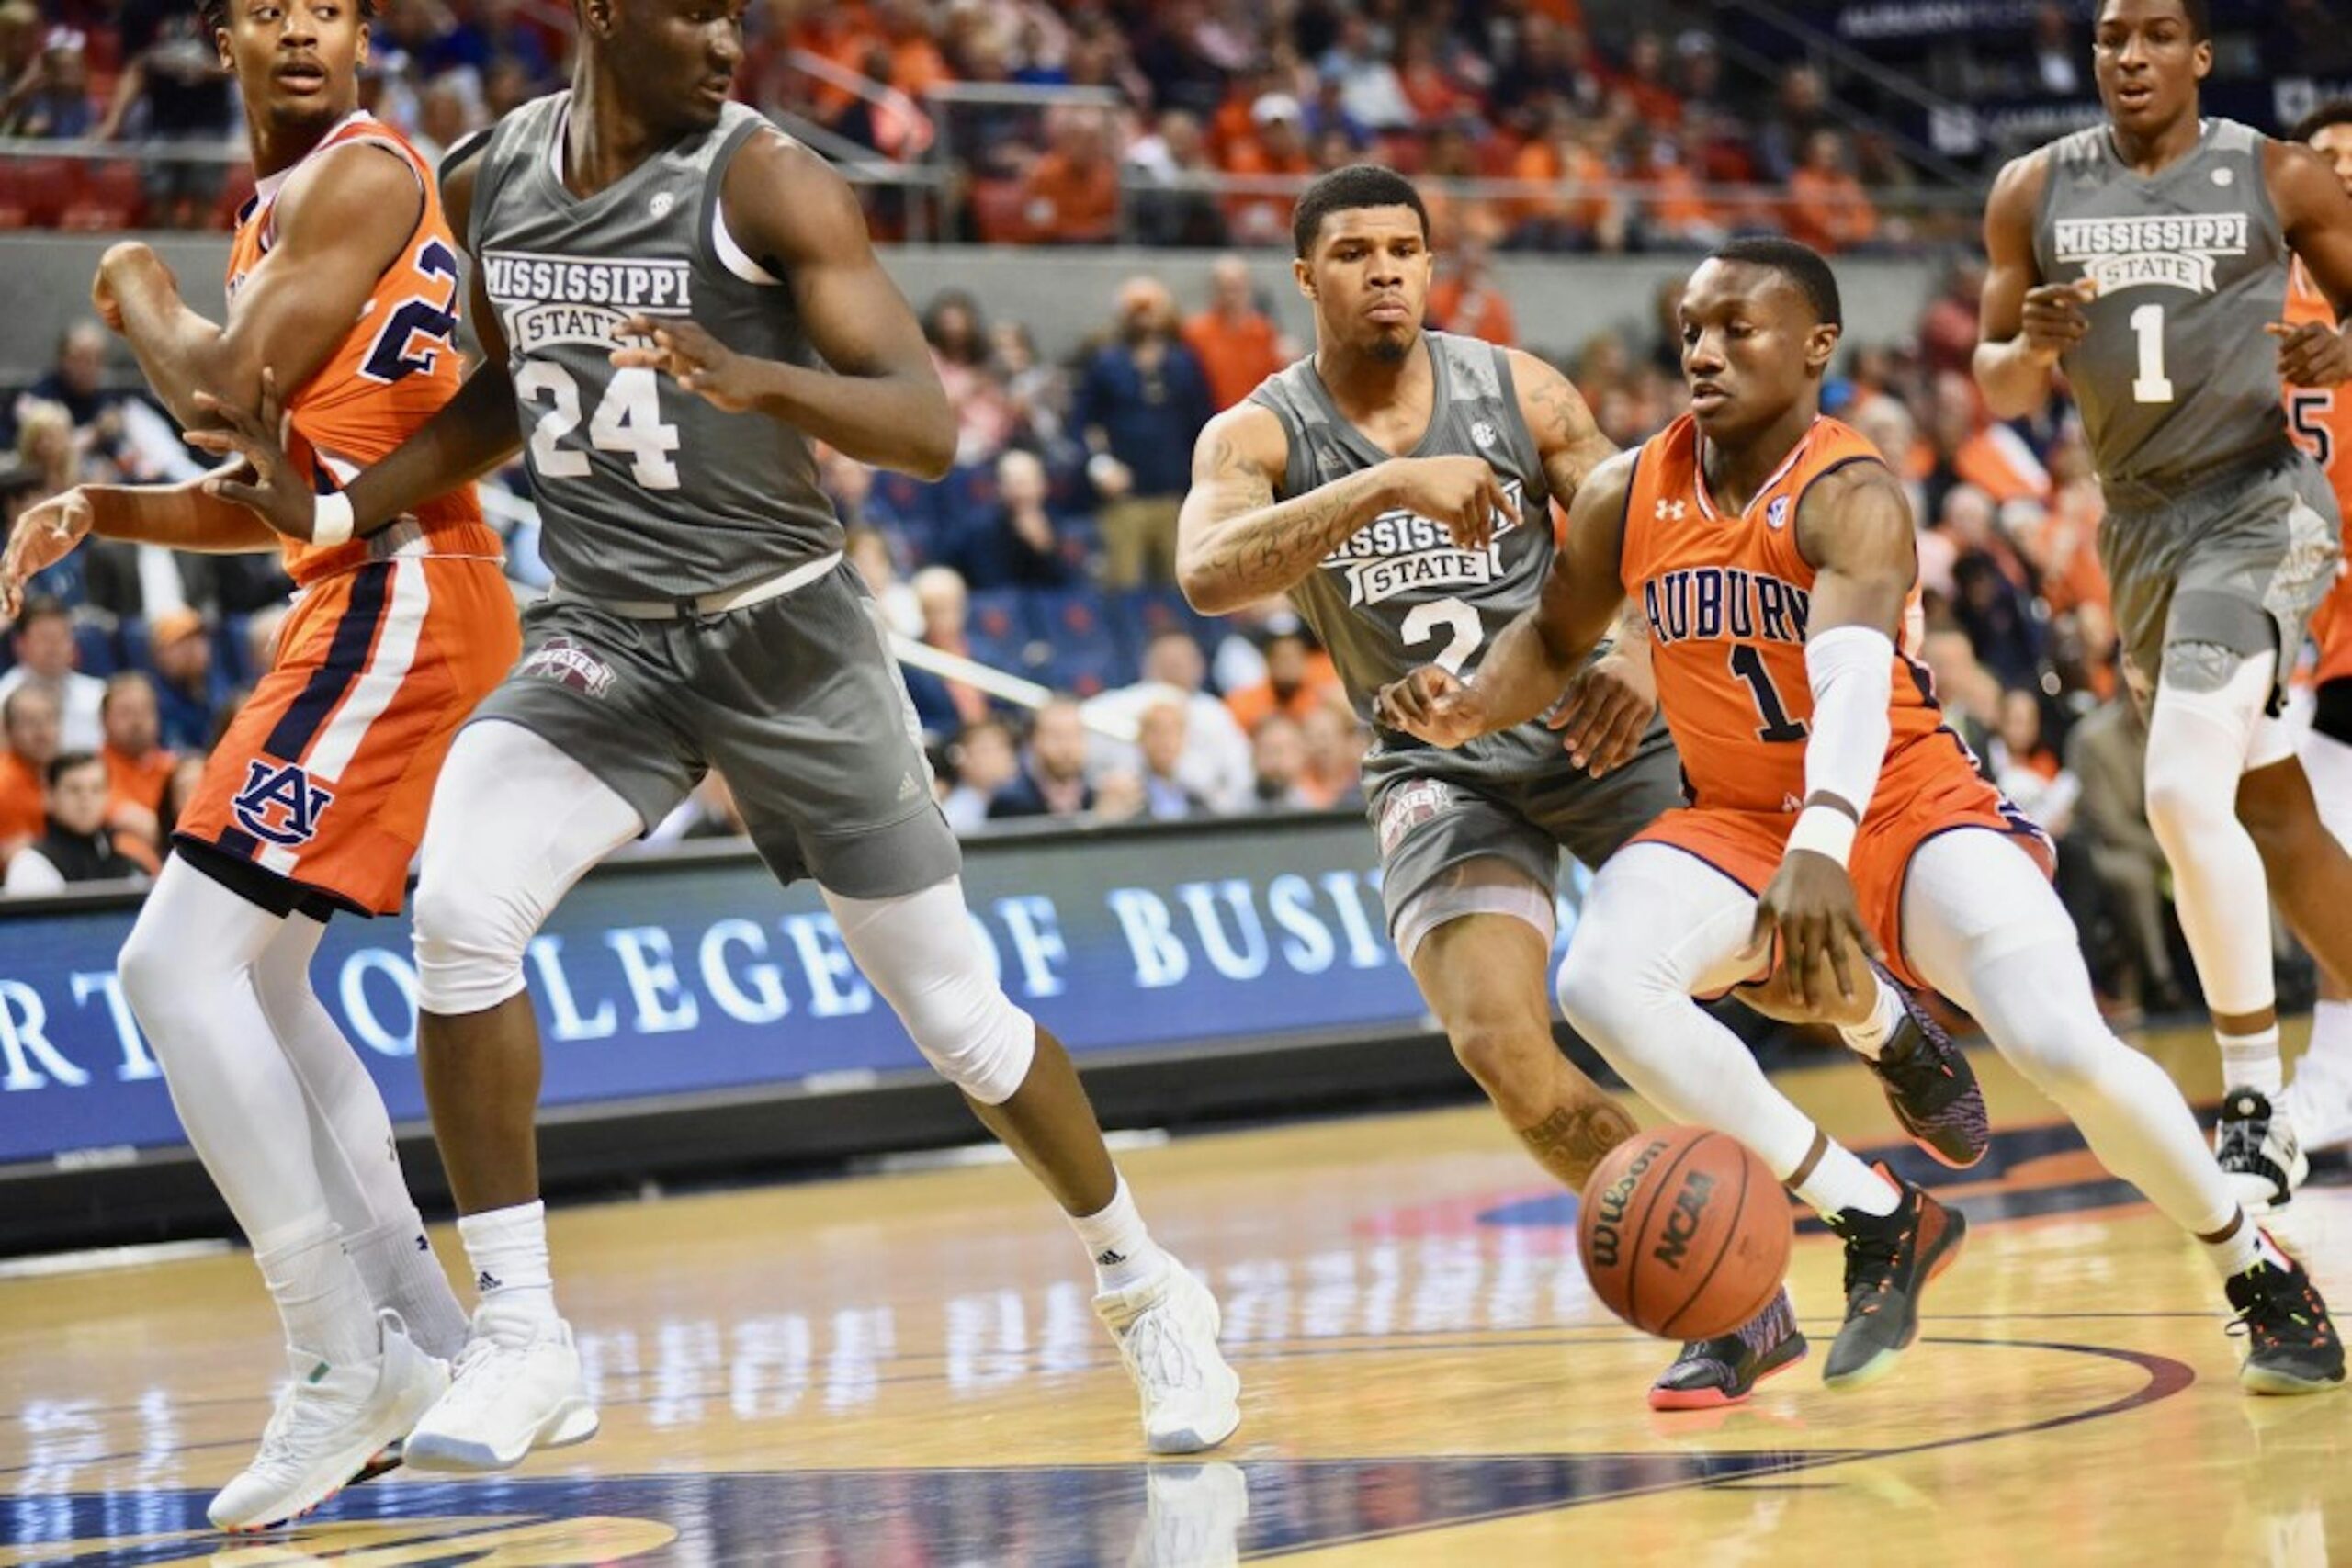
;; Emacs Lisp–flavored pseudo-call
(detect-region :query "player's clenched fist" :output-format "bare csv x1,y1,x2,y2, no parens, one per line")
612,315,764,412
2268,319,2352,388
1375,664,1491,748
1382,454,1521,551
1,488,93,620
2018,278,2098,361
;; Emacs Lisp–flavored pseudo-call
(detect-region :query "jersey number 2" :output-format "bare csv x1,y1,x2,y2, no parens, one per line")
1402,597,1483,673
1730,645,1808,742
517,361,683,490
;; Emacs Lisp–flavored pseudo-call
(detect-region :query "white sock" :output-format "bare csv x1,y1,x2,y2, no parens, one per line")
1838,978,1905,1060
254,1216,379,1367
2220,1024,2284,1100
457,1201,559,1327
2201,1215,2289,1280
1070,1176,1170,1292
345,1213,469,1359
1793,1143,1903,1219
2306,999,2352,1077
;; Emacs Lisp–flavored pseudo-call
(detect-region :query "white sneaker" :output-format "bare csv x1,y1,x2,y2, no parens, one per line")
1126,1461,1250,1568
1095,1261,1241,1455
2215,1088,2310,1214
208,1314,448,1532
402,1303,598,1472
2279,1055,2352,1154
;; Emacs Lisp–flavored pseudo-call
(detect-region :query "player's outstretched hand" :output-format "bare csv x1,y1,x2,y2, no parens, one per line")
613,315,763,412
187,368,319,542
1743,849,1883,1013
1385,455,1520,551
2018,278,2097,361
1374,664,1488,748
2,488,94,621
1547,641,1655,777
2268,320,2352,388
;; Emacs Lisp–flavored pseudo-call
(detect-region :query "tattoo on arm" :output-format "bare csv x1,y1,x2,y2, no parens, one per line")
1188,427,1380,602
1528,367,1615,503
1517,1096,1638,1190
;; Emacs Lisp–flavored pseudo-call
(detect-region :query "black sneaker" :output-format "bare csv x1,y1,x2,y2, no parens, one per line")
1649,1286,1808,1410
1823,1168,1966,1390
2227,1245,2346,1396
2214,1089,2309,1215
1864,972,1989,1170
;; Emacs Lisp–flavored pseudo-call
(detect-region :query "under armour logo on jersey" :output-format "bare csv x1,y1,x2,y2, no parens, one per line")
230,760,334,847
1655,499,1688,521
1766,496,1791,531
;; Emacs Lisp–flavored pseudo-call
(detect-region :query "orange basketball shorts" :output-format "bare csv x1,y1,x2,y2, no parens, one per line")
175,555,520,915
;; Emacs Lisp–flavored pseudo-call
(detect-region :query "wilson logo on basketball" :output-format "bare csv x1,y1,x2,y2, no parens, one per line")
1650,1169,1717,1271
1583,1136,1668,1271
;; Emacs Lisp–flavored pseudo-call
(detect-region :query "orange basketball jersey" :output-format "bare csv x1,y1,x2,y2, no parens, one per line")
226,112,501,587
1621,413,1950,814
2286,258,2352,686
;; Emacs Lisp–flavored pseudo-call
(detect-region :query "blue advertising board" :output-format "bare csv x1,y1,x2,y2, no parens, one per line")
0,817,1589,1169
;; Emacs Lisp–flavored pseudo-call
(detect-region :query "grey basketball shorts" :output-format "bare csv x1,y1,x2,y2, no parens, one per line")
1365,719,1686,956
2098,445,2343,714
467,561,962,898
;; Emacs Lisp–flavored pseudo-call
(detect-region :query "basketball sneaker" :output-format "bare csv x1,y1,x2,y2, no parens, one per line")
1862,973,1990,1169
2215,1089,2308,1214
1822,1168,1967,1390
401,1303,598,1472
1094,1259,1242,1454
2278,1055,2352,1156
208,1313,447,1532
1648,1286,1808,1411
2227,1247,2346,1396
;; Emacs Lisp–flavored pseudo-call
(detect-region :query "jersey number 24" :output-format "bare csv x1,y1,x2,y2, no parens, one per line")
517,360,683,490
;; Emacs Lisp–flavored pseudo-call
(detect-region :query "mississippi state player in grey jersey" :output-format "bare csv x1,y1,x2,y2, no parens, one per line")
1182,166,1990,1411
195,0,1237,1469
1976,0,2352,1213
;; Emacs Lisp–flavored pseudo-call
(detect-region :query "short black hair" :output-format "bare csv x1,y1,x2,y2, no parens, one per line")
199,0,378,35
2291,99,2352,145
1292,164,1429,258
45,750,101,790
10,595,69,637
2096,0,2209,40
1707,237,1843,329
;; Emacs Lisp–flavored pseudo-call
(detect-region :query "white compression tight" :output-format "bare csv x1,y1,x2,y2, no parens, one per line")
2143,650,2279,1021
413,720,1037,1105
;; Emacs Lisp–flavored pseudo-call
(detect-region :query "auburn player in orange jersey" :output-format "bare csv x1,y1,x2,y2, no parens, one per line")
1381,239,2344,1398
2283,99,2352,1156
0,0,517,1533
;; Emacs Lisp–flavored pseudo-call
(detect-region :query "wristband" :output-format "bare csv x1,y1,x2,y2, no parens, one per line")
311,491,355,547
1784,804,1857,868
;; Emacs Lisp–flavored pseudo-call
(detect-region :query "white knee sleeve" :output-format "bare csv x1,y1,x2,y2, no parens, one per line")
827,879,1036,1106
412,722,642,1016
2143,654,2278,1017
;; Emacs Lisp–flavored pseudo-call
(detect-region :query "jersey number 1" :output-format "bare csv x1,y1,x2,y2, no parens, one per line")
2129,303,2174,405
1730,645,1808,742
517,361,683,490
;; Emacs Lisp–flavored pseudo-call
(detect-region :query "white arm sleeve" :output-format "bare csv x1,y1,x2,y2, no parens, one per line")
1803,625,1895,821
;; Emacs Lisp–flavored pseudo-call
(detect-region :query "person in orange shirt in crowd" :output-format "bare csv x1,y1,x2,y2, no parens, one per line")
1623,126,1724,251
1226,626,1342,735
876,0,949,99
1785,128,1878,254
1612,31,1682,130
786,2,880,130
1427,234,1519,346
1021,108,1121,243
1296,697,1365,809
1924,370,2051,506
1396,28,1476,123
99,670,173,870
1183,254,1286,412
0,682,59,858
1221,93,1317,245
1509,97,1614,250
1418,120,1504,251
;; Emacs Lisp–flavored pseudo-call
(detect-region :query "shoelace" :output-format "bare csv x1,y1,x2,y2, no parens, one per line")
2214,1114,2267,1171
1840,1215,1912,1308
250,1381,355,1467
1123,1299,1205,1395
441,1328,532,1411
2228,1267,2325,1352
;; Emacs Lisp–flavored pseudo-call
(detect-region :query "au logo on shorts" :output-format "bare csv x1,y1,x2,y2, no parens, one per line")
232,760,335,847
521,637,616,698
1378,778,1453,857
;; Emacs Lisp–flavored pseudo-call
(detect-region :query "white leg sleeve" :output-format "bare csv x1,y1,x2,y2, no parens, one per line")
1553,844,1826,1183
412,721,643,1017
825,877,1037,1106
253,914,413,1232
1902,829,2238,1237
2143,649,2278,1019
118,857,328,1250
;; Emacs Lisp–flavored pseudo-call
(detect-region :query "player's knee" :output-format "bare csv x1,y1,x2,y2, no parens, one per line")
1446,1008,1553,1102
1554,934,1652,1050
898,970,1035,1106
411,873,531,1016
117,911,189,1021
2142,738,2233,847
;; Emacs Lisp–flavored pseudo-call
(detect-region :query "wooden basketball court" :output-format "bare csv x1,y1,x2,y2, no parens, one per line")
4,1024,2346,1566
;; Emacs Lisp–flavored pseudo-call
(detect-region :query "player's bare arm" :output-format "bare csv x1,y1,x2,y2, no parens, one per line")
1746,462,1914,1008
191,145,526,543
1973,151,2095,419
0,468,279,619
2266,137,2352,386
1176,401,1521,615
1374,448,1634,746
100,141,423,430
609,130,954,479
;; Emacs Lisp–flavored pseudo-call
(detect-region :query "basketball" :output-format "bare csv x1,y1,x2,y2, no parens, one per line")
1578,1126,1792,1341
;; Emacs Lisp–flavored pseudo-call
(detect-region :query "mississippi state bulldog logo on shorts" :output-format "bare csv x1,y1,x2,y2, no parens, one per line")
1378,778,1453,857
520,637,616,698
231,759,335,847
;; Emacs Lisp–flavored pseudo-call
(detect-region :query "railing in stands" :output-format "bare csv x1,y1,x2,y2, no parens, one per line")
1709,0,1985,181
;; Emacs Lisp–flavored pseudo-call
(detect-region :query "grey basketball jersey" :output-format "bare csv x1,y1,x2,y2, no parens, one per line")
469,94,841,600
1248,332,1564,784
2032,118,2293,495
